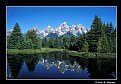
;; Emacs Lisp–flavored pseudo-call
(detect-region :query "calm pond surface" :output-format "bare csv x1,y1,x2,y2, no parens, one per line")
7,51,116,79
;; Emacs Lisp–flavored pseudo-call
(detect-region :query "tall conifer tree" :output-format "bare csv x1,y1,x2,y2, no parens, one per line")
7,22,24,49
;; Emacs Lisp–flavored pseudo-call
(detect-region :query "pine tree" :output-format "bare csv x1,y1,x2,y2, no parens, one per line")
97,38,102,53
24,38,32,49
101,24,109,53
42,37,48,48
101,33,109,53
111,28,116,53
25,29,37,43
82,40,89,52
7,22,24,49
87,15,102,52
25,29,41,49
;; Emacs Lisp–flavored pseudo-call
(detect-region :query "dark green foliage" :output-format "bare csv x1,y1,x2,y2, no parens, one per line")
25,29,42,49
99,23,109,53
87,15,103,52
97,38,102,53
7,23,42,49
86,16,116,53
108,22,116,53
111,29,116,53
104,22,116,53
7,23,24,49
25,29,36,41
42,37,48,48
82,40,89,52
24,38,33,49
101,32,109,53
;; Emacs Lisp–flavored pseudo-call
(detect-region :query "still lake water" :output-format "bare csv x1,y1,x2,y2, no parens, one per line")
7,51,116,79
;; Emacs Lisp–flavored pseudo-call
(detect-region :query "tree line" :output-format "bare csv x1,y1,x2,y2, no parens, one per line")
7,15,116,53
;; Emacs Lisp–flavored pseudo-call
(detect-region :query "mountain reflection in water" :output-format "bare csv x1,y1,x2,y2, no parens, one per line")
7,51,116,79
38,59,82,74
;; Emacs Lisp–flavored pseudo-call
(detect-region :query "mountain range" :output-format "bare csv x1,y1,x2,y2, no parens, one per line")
7,22,90,38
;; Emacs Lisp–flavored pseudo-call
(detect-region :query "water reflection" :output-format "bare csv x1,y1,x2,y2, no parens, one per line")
87,58,116,79
7,54,24,78
25,54,39,72
7,51,116,79
39,59,82,74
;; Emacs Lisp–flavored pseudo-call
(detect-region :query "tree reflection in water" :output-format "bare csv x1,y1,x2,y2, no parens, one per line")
87,58,116,79
7,51,116,79
7,54,24,79
25,54,39,73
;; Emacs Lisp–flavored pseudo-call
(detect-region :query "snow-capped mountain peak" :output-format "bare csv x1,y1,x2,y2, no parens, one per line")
38,25,55,38
60,21,69,28
45,25,54,32
45,25,51,30
77,24,82,28
55,21,70,36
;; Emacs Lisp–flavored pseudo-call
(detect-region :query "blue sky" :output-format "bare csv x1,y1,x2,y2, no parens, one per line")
7,6,116,33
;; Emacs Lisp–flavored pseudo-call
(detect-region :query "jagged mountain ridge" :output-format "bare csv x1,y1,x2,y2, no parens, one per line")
7,22,90,38
30,22,90,38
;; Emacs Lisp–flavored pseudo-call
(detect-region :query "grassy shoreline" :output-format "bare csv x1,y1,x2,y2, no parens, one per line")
7,48,116,58
7,48,65,54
